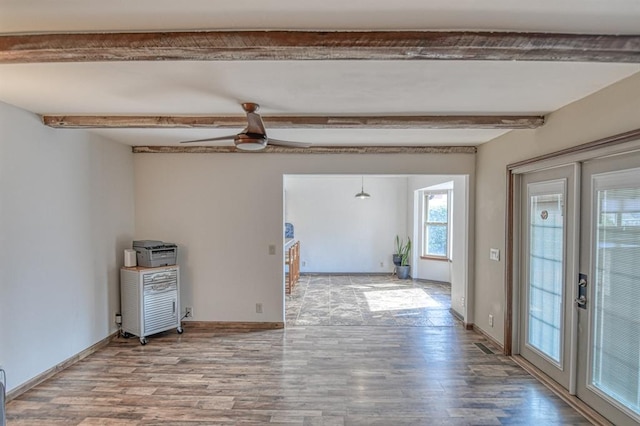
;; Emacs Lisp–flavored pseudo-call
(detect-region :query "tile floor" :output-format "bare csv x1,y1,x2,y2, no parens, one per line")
286,274,458,327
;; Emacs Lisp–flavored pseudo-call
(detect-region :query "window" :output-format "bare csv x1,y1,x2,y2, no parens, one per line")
423,191,450,258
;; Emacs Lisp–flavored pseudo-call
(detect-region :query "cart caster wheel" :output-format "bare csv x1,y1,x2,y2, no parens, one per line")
140,338,147,345
177,327,184,334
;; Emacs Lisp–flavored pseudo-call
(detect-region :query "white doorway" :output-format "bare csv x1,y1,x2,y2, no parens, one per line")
283,174,471,324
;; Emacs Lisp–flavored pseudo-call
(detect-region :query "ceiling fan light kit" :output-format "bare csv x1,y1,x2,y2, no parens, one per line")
234,134,268,151
180,102,311,151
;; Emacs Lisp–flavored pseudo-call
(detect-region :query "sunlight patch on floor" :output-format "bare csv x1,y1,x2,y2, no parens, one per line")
368,283,405,288
364,288,442,312
348,283,404,290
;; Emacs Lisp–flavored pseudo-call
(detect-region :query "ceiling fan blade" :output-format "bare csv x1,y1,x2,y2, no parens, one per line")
178,103,306,149
268,138,312,148
180,134,237,144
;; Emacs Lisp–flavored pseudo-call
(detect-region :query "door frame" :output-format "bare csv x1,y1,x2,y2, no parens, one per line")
505,127,640,357
504,129,640,421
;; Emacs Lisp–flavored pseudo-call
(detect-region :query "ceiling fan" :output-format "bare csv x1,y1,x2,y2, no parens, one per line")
181,102,312,151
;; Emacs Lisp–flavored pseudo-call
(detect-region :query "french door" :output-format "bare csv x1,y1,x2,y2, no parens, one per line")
518,152,640,425
576,152,640,425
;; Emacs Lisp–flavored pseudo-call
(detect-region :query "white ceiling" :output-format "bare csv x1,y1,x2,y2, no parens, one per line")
1,1,639,147
2,0,640,34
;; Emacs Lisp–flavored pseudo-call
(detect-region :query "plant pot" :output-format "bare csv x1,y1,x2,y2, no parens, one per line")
396,265,411,279
392,254,402,266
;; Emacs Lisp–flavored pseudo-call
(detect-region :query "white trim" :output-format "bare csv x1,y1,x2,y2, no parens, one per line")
511,173,523,355
510,140,640,175
591,166,640,191
568,163,581,396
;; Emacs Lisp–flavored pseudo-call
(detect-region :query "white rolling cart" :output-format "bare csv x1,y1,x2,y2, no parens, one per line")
120,265,183,345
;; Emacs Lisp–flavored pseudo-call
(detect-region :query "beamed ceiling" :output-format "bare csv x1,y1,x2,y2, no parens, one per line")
0,1,639,152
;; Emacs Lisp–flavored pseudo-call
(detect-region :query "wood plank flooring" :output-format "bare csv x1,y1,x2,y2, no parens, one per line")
6,275,590,425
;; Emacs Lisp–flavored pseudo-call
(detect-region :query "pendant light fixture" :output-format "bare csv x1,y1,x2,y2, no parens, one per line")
355,176,371,199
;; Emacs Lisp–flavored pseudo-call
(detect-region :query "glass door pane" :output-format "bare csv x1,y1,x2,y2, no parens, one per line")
590,174,640,417
528,185,565,364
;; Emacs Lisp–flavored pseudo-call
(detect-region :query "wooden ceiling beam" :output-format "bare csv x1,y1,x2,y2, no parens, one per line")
132,145,477,154
2,31,639,63
42,114,544,130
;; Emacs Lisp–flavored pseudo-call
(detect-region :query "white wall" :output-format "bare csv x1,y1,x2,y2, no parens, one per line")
134,153,475,324
449,176,471,321
475,71,640,344
0,101,135,392
284,175,407,273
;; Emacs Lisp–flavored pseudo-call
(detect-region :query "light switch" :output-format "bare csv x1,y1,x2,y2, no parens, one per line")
490,248,500,261
268,244,276,255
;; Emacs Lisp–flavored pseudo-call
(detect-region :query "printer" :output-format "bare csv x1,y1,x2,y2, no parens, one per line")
133,240,178,267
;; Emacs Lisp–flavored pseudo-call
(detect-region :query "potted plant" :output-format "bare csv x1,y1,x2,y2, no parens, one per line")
396,236,412,279
393,235,403,266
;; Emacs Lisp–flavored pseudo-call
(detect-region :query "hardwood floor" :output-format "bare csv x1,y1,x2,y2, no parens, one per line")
6,275,591,425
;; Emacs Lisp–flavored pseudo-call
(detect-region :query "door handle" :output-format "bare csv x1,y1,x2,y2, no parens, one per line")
576,273,587,310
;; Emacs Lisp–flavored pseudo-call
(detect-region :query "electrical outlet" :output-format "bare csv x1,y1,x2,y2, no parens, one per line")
256,303,263,314
185,307,193,318
461,297,465,307
302,260,306,267
115,313,122,325
380,261,384,267
489,314,494,327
